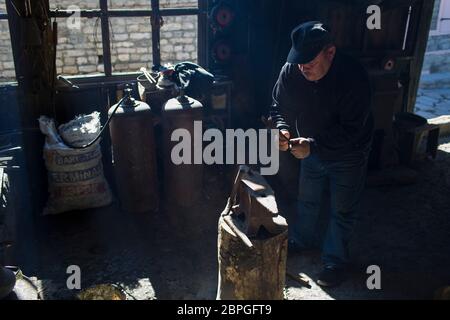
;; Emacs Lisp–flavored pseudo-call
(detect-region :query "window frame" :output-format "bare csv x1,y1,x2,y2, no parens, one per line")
0,0,207,82
0,3,16,83
51,0,204,76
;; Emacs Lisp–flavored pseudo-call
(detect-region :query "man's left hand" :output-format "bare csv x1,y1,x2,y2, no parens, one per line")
290,138,311,159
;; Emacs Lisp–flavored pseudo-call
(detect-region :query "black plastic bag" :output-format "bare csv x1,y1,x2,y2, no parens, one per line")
173,62,214,101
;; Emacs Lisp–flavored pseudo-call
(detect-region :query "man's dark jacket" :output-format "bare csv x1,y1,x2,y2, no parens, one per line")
270,50,374,160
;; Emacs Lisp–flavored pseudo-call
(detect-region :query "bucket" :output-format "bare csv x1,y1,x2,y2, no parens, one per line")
394,112,427,130
137,72,159,98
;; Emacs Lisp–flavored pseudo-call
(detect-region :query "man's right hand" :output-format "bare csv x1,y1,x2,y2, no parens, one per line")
279,130,291,151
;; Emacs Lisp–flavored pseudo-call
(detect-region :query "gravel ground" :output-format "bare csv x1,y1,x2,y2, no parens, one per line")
10,138,450,300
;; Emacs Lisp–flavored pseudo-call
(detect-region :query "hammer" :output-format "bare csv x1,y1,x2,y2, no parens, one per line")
222,165,254,249
261,116,292,151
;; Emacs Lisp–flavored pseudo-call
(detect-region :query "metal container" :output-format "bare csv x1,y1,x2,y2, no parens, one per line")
109,86,159,213
162,95,203,207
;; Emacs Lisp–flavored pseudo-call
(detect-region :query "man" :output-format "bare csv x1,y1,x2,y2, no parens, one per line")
270,21,374,287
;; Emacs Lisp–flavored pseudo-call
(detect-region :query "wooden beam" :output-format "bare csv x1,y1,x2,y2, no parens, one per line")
197,0,208,67
6,0,55,216
49,8,200,18
100,0,112,76
151,0,161,68
6,0,55,124
5,0,22,86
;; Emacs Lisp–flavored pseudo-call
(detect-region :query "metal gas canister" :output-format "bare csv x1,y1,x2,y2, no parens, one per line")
108,85,159,213
162,94,203,207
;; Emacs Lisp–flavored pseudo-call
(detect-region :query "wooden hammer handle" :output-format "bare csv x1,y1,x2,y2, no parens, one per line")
223,215,253,249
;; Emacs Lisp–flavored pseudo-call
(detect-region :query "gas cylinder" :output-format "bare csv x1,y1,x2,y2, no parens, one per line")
109,85,159,213
162,94,203,207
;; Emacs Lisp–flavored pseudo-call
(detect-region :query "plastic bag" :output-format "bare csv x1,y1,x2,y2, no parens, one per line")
38,113,112,215
173,61,214,100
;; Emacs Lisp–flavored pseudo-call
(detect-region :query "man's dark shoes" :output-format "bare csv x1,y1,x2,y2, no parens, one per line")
317,265,347,287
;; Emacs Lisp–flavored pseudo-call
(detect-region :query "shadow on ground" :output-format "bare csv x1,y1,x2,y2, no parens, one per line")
284,137,450,300
8,139,450,300
13,165,233,300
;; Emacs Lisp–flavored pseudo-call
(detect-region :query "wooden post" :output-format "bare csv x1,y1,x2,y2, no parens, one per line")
216,214,288,300
217,168,288,300
6,0,55,214
216,165,289,301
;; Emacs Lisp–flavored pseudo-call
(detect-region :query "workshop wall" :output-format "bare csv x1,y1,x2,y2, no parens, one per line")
0,1,15,81
422,0,450,74
0,0,199,81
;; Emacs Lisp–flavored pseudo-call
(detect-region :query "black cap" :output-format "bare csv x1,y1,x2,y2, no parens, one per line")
287,21,332,64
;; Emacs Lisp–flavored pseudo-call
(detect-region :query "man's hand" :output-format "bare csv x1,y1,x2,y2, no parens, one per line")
290,138,311,159
279,130,291,151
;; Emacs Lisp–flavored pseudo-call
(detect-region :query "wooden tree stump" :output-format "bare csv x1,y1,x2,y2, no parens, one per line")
216,215,288,300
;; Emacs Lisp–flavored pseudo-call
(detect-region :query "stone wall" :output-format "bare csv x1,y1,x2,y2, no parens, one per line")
422,33,450,74
0,1,15,81
422,0,450,74
0,0,198,81
430,0,441,31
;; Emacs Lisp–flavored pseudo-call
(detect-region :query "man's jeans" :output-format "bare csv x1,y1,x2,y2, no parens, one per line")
291,149,369,268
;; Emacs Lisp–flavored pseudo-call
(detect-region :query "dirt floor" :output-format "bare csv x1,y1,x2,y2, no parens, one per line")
285,137,450,300
6,137,450,300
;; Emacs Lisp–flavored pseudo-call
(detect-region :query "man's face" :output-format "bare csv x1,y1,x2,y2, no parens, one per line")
298,45,336,81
